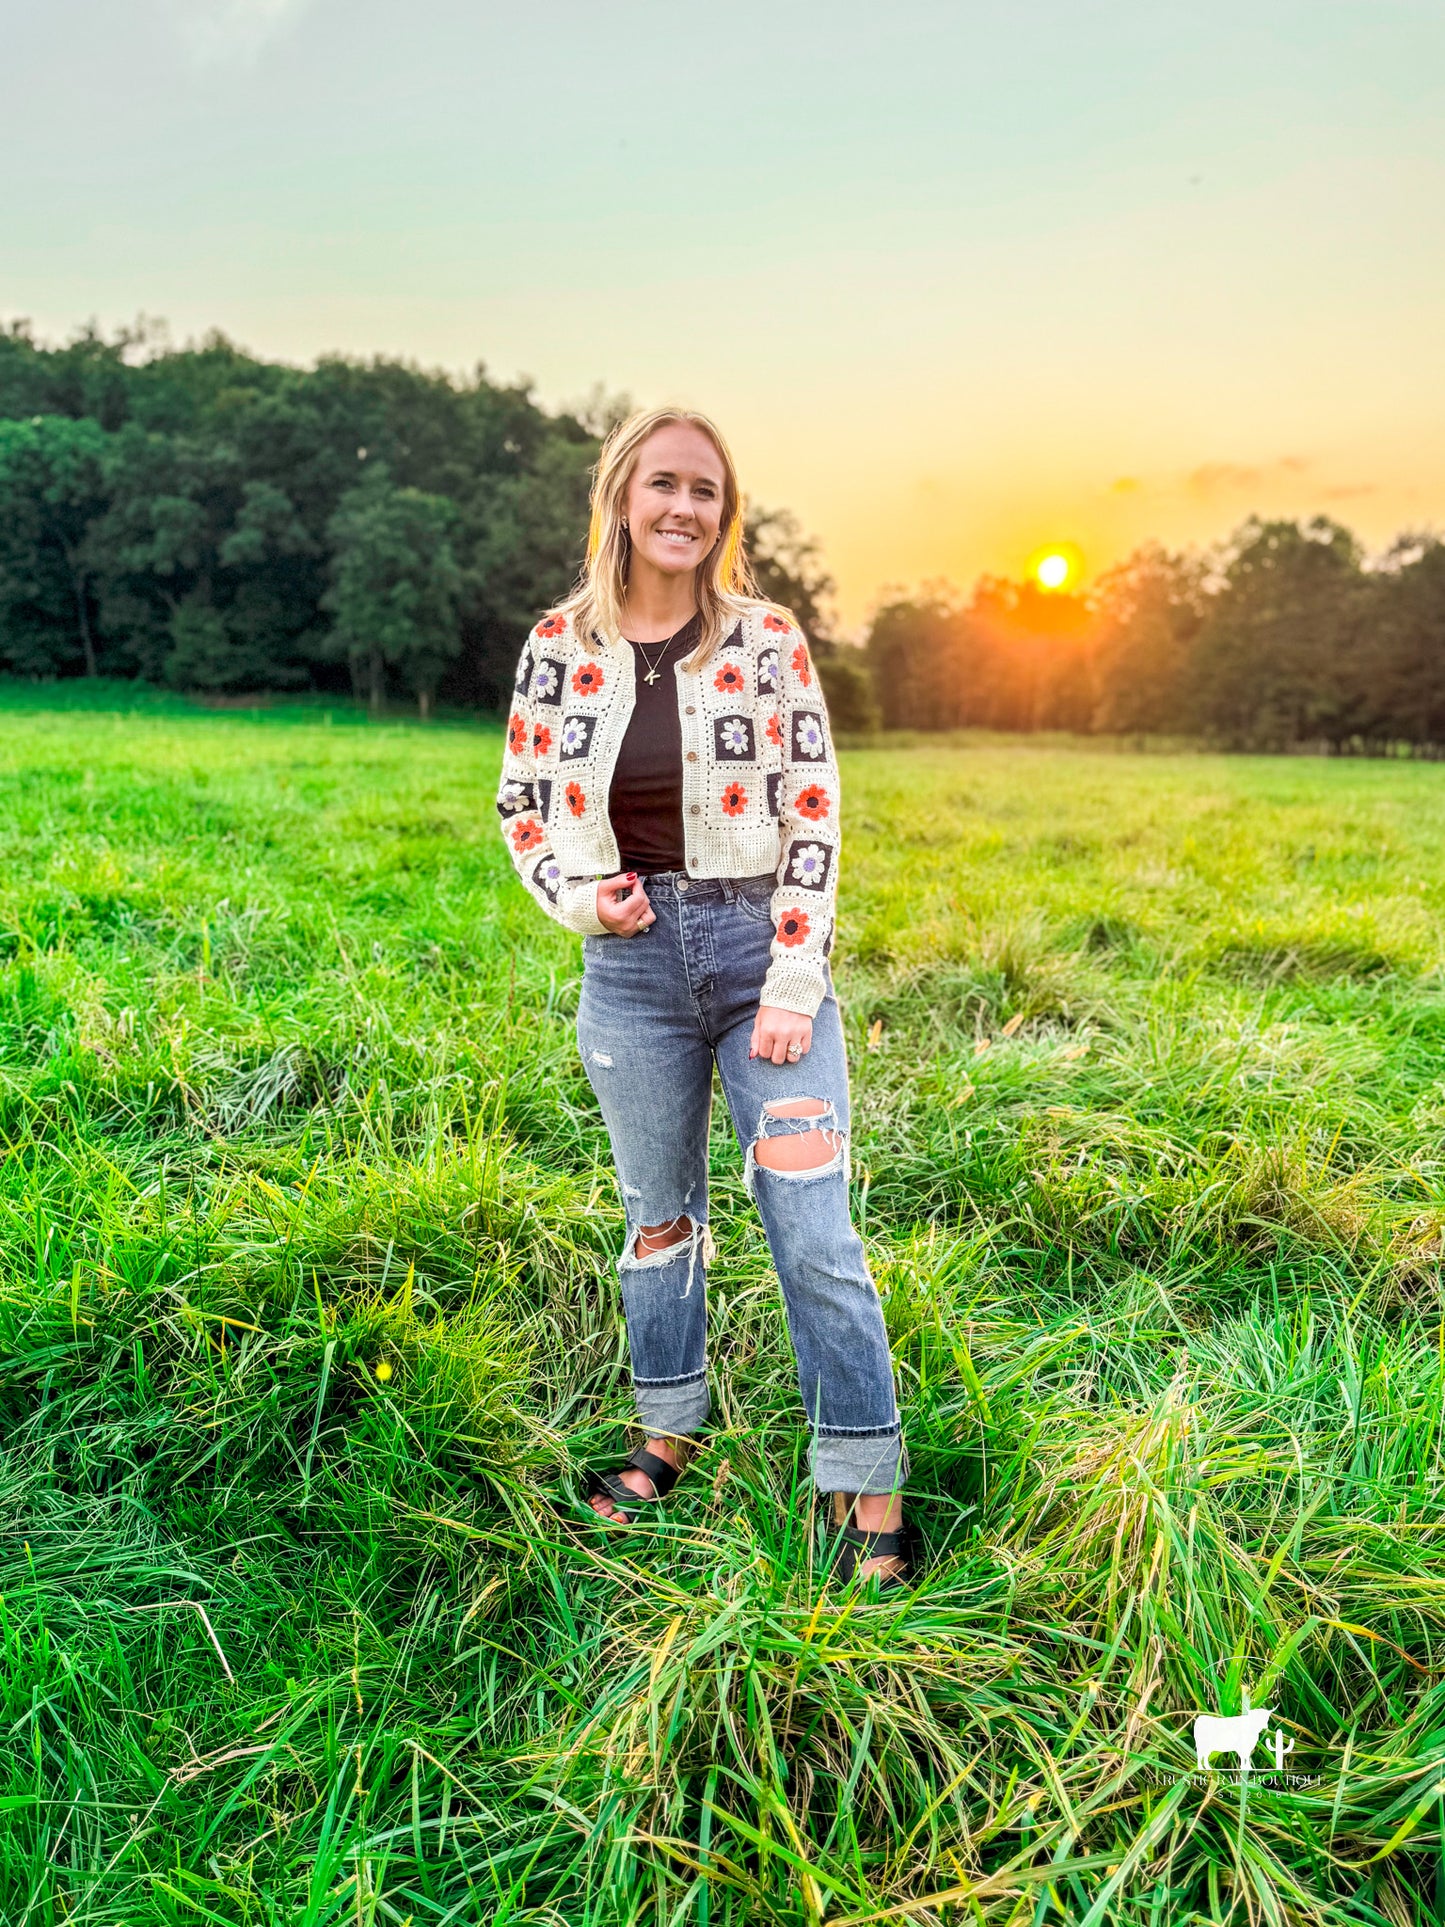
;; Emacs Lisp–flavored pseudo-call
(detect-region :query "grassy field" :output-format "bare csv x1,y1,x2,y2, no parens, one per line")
3,686,1445,1926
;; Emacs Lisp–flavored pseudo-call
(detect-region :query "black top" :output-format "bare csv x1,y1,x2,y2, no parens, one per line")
608,614,699,876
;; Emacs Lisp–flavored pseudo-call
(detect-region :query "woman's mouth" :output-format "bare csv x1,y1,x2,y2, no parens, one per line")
656,528,699,547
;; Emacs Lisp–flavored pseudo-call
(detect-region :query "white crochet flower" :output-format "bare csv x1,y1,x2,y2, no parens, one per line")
531,662,559,700
497,781,529,814
793,715,824,758
719,717,750,754
758,648,780,690
534,858,561,897
561,717,589,754
789,843,828,886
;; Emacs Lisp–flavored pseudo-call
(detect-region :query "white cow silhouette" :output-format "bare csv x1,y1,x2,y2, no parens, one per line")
1193,1707,1272,1771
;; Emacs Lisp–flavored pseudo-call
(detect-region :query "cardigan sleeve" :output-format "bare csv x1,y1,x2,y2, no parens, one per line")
496,630,608,937
759,625,841,1018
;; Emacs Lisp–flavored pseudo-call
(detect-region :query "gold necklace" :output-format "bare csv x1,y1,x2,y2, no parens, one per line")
632,619,690,685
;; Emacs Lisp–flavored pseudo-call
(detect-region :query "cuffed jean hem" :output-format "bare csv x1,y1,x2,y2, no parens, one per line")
633,1374,711,1437
811,1429,907,1495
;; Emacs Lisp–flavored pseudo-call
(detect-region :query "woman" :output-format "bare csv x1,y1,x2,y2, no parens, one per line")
495,406,909,1587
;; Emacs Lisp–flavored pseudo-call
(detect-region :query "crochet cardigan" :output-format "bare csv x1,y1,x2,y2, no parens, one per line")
495,601,841,1018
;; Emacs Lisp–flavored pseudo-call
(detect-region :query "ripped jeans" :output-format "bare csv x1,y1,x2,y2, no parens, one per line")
575,871,904,1495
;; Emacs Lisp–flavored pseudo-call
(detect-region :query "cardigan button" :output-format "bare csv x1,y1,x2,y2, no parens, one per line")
689,804,700,815
686,751,697,762
685,705,696,715
689,856,699,867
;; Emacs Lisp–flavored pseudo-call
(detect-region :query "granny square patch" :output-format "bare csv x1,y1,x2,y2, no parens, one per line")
713,715,756,761
766,771,782,818
513,645,533,695
784,839,832,892
558,713,596,760
531,657,565,706
495,778,537,817
790,710,826,762
531,855,562,902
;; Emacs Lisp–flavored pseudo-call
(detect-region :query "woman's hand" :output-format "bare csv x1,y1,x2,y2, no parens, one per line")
750,1004,813,1065
595,872,655,936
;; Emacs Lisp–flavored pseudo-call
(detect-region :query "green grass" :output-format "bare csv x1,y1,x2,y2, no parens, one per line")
3,690,1445,1925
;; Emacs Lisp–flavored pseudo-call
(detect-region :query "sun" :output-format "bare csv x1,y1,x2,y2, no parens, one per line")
1028,543,1083,593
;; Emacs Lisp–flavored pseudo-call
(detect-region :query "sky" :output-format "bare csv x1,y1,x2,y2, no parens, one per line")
3,0,1443,629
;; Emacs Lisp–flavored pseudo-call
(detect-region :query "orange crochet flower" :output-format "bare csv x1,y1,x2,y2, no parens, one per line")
507,712,528,755
765,711,782,747
720,780,748,817
763,612,791,633
537,613,567,639
565,781,586,817
713,661,746,694
794,782,831,821
776,907,811,947
531,722,552,757
571,660,604,695
791,642,812,686
509,816,545,854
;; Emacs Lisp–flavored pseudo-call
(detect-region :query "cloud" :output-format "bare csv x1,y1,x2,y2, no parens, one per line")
1186,456,1311,500
165,0,311,66
1320,483,1378,501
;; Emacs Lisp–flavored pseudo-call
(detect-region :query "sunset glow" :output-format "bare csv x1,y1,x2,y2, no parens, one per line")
2,5,1440,630
1029,546,1083,593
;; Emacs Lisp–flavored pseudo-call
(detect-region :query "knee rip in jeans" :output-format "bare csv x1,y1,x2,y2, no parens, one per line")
745,1097,846,1197
619,1216,715,1297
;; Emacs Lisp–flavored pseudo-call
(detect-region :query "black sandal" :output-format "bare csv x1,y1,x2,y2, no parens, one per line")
824,1492,914,1592
584,1443,686,1524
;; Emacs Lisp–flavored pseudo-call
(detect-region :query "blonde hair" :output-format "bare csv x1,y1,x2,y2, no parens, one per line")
554,406,764,670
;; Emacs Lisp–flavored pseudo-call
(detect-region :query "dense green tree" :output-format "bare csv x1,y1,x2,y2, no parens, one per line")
324,467,463,717
0,416,110,676
87,427,245,679
1360,537,1445,748
865,590,963,728
1090,545,1207,735
1190,517,1367,748
464,434,596,705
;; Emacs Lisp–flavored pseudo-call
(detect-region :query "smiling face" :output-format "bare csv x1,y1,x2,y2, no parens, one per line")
623,422,726,582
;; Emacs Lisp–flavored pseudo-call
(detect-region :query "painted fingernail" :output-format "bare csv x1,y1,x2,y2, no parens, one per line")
627,872,637,880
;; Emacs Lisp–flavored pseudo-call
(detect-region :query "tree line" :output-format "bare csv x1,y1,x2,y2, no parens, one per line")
2,323,1440,748
0,321,859,721
866,519,1445,751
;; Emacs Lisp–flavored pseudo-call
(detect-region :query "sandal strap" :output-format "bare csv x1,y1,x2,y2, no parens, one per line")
826,1520,914,1588
624,1446,683,1497
586,1467,664,1508
840,1524,909,1558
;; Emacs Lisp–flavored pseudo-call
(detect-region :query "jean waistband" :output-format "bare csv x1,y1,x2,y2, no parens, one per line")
641,871,774,903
